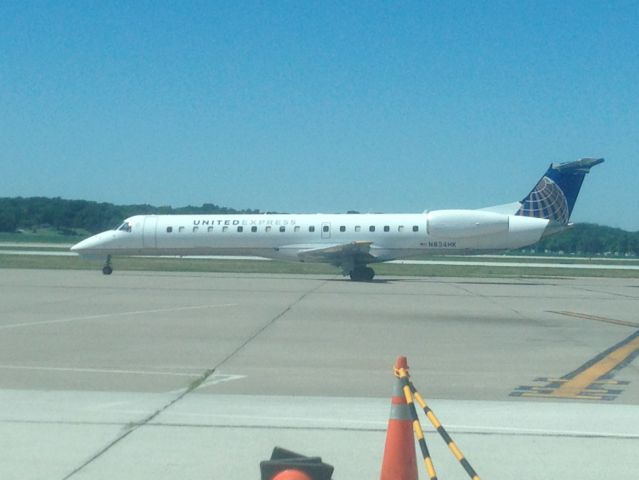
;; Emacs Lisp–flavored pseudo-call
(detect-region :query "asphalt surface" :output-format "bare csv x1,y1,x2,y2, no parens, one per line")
1,269,638,479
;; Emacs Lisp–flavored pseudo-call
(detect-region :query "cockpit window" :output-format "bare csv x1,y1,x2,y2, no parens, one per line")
117,222,132,232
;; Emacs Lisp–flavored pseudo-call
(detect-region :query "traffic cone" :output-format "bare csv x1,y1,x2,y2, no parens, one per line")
380,356,418,480
260,447,333,480
272,470,312,480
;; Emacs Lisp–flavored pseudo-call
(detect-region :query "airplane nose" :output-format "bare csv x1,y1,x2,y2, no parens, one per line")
70,237,92,253
70,233,108,253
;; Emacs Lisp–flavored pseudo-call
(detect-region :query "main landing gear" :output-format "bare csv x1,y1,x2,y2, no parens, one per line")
349,266,375,282
102,255,113,275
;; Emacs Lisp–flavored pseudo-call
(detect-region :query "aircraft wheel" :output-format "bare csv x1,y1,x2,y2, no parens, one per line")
349,266,375,282
102,265,113,275
366,267,375,282
363,266,375,281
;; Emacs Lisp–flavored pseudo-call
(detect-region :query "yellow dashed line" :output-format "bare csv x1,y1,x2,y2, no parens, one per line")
548,311,639,329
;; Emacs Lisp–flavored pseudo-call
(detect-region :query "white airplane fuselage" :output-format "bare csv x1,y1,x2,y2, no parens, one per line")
70,158,603,280
72,210,549,262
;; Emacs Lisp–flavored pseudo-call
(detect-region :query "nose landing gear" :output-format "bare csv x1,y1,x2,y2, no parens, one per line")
102,256,113,275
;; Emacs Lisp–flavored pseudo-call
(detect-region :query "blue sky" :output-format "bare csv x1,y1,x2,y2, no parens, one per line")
1,1,637,230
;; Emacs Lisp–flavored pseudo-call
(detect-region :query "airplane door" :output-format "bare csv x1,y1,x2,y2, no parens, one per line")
321,222,331,239
143,216,157,249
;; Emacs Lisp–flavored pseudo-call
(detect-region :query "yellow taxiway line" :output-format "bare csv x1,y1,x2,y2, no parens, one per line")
512,312,639,400
552,333,639,398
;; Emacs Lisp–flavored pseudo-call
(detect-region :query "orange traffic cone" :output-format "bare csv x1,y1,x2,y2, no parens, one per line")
380,356,418,480
272,470,312,480
260,447,333,480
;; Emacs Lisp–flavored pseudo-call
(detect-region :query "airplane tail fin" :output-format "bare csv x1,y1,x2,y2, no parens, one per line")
515,158,604,225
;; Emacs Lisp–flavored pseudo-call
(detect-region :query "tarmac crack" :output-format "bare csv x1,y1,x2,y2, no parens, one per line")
568,285,639,300
60,280,326,479
451,283,535,323
61,368,216,480
211,280,328,371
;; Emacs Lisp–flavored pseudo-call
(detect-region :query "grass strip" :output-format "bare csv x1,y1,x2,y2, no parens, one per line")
1,254,637,278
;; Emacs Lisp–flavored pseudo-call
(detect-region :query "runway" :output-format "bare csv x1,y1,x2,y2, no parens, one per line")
1,269,638,479
2,243,639,271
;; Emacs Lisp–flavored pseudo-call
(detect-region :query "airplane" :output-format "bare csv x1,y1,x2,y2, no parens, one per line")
71,158,604,281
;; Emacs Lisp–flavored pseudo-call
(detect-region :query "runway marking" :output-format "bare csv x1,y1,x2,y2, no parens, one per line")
3,417,639,439
0,303,237,330
0,365,201,378
196,373,247,389
553,332,639,398
548,310,639,329
165,374,247,394
511,329,639,401
0,249,75,256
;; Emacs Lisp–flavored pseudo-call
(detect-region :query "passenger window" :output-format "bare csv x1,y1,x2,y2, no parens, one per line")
383,226,390,232
369,226,375,232
208,226,214,232
167,226,173,233
280,226,285,232
398,226,405,232
355,226,361,232
237,226,243,232
309,226,315,233
179,226,185,233
193,226,199,233
339,226,346,232
266,226,272,232
294,226,300,232
412,225,419,232
222,226,228,232
251,226,257,232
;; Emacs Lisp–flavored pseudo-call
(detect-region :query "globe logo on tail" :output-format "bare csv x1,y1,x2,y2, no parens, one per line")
516,176,570,224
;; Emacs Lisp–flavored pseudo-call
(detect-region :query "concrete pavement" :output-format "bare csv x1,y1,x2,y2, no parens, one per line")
1,269,638,479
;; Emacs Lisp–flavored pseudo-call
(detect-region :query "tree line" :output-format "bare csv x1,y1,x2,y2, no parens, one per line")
0,197,258,235
0,197,637,256
530,223,638,257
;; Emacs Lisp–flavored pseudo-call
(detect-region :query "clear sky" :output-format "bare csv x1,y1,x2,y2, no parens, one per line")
1,1,637,230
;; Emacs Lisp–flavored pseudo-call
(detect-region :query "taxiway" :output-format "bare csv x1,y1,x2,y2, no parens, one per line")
1,269,638,479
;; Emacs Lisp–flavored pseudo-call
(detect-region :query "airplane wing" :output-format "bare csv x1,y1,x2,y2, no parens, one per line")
297,240,377,266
